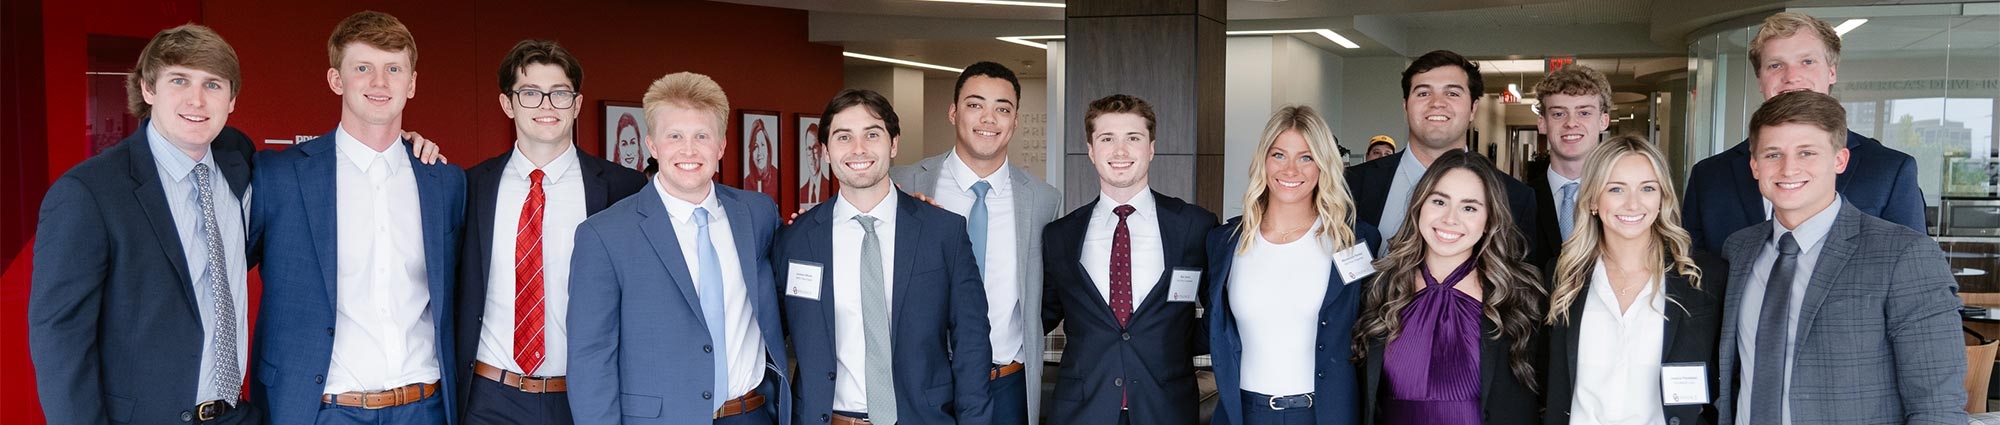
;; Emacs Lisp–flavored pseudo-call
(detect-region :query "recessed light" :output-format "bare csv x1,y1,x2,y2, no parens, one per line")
922,0,1064,8
843,51,964,73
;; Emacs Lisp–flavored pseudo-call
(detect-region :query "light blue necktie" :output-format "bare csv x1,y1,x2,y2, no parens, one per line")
969,181,992,269
856,215,897,424
694,207,730,410
1557,181,1579,239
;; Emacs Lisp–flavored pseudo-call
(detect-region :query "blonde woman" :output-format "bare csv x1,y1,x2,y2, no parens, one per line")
1354,150,1545,425
1206,105,1380,425
1543,136,1724,425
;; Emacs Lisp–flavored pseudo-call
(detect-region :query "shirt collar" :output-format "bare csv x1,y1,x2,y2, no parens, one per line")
333,124,408,175
1395,149,1426,177
507,144,580,185
144,121,214,183
655,180,723,226
945,149,1010,195
1547,165,1579,188
1092,186,1157,221
1771,196,1843,252
833,190,901,229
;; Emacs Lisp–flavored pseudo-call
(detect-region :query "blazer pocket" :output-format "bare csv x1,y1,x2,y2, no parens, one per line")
104,391,135,424
620,393,663,418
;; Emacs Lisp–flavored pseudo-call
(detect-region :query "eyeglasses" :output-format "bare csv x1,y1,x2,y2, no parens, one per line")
512,89,579,109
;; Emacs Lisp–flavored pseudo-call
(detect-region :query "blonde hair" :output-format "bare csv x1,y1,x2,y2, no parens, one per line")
642,72,731,134
1234,105,1356,254
1545,135,1703,325
1750,12,1842,69
127,24,241,118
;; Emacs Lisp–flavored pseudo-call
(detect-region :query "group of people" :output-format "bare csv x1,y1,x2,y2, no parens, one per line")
28,8,1968,425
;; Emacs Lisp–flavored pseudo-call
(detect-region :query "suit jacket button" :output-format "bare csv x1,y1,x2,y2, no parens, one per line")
1319,321,1327,327
315,375,324,384
1121,332,1131,341
326,327,335,336
704,345,714,353
828,372,837,380
703,390,713,399
1114,378,1124,387
1317,344,1324,351
180,411,193,422
822,414,830,422
1669,419,1680,425
1316,372,1324,379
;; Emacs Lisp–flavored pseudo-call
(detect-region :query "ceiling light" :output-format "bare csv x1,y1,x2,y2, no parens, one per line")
1834,19,1868,36
1225,29,1361,49
843,52,964,73
1475,59,1545,74
997,35,1065,50
921,0,1064,8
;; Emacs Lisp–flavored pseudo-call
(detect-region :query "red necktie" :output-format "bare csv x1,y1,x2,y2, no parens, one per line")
514,169,548,375
1110,205,1136,327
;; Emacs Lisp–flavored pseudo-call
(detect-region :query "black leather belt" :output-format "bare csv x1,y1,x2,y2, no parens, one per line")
193,399,236,421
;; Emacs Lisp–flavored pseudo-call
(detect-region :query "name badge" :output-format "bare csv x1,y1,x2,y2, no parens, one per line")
786,260,824,300
1661,362,1710,406
1167,267,1201,303
1332,243,1377,283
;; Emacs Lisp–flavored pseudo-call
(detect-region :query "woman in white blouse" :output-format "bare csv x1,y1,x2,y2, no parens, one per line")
1542,136,1727,425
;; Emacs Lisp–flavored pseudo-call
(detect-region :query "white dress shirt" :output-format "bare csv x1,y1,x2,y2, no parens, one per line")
326,126,440,393
145,123,249,405
831,191,900,413
1228,219,1333,395
1570,261,1667,425
476,147,584,377
1734,197,1842,425
1377,151,1427,238
1082,189,1165,308
656,182,768,399
930,151,1023,365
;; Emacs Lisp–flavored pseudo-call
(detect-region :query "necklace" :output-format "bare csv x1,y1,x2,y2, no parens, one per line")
1263,221,1313,241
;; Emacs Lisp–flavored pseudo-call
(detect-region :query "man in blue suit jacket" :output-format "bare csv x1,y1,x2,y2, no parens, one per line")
1040,95,1218,425
1683,12,1926,254
777,89,993,425
566,72,792,425
250,12,464,425
30,25,263,425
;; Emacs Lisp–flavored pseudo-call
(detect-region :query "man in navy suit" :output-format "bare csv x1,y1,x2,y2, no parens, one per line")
1522,64,1613,259
1344,50,1543,265
776,89,994,425
566,72,790,425
1684,11,1926,254
454,40,646,424
249,11,465,425
31,25,264,425
1040,94,1216,425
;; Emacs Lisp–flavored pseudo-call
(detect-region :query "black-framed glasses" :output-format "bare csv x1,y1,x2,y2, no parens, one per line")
513,89,579,109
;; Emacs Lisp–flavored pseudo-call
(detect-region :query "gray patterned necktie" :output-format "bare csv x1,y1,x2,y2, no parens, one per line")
1751,232,1801,424
195,164,239,405
856,215,896,424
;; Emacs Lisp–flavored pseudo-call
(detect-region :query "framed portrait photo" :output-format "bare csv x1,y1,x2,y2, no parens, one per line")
796,113,833,209
741,110,782,201
602,100,647,171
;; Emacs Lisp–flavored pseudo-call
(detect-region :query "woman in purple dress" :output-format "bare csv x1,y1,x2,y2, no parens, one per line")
1353,150,1546,425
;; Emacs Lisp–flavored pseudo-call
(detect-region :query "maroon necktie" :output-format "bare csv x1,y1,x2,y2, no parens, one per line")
1110,205,1136,326
514,169,547,375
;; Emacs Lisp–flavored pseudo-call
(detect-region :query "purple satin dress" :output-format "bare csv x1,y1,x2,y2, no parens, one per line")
1380,263,1483,424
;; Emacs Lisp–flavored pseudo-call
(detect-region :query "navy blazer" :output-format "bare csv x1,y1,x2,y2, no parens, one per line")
1040,192,1218,425
1544,252,1728,425
566,181,792,425
1346,150,1546,266
1682,131,1925,255
452,149,645,413
1205,218,1383,425
774,190,993,425
247,131,466,424
30,127,257,424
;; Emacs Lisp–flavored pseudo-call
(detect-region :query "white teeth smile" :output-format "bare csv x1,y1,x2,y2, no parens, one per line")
180,115,208,123
845,160,875,170
1426,115,1449,122
533,117,560,123
1615,214,1645,224
975,130,998,137
1277,180,1304,188
1776,182,1805,189
1109,161,1133,168
674,163,700,171
1434,229,1464,242
1562,134,1583,141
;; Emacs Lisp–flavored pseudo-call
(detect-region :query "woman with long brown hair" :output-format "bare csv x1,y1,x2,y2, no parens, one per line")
1542,136,1725,425
1355,150,1545,425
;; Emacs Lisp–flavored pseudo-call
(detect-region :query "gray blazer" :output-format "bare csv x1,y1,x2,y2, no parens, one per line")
890,152,1061,424
1716,200,1965,424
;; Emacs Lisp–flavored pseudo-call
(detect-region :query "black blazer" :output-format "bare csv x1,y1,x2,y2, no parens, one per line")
1346,150,1547,266
30,126,259,424
1544,253,1728,425
452,149,645,410
1040,191,1218,425
1520,160,1564,266
1362,299,1545,425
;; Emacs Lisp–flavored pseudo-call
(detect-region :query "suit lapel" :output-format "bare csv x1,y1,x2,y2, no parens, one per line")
717,188,764,320
124,133,200,321
891,192,922,340
469,155,506,297
298,133,342,305
581,154,614,215
1063,200,1119,328
1792,204,1861,350
804,202,839,344
1720,220,1770,381
407,142,454,324
1660,272,1687,362
214,145,252,200
1134,194,1186,319
636,186,707,324
1566,286,1587,382
903,155,943,196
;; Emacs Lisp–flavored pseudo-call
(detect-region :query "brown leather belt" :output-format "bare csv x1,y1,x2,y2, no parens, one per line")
832,413,872,425
714,391,767,419
321,382,438,409
475,361,567,393
990,361,1024,380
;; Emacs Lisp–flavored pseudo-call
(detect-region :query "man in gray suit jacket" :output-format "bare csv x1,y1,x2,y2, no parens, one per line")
888,61,1060,425
1716,90,1964,424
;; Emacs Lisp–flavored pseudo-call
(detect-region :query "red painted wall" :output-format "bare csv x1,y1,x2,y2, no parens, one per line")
1,0,843,421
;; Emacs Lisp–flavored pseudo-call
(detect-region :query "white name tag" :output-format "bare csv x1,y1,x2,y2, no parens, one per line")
1661,362,1710,406
785,260,824,300
1332,243,1377,283
1167,268,1201,303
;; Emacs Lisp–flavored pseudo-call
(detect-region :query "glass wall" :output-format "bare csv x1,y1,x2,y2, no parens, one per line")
1687,4,2000,206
